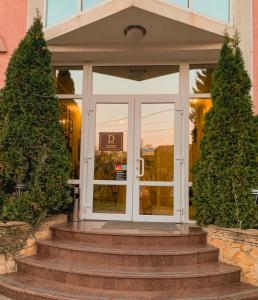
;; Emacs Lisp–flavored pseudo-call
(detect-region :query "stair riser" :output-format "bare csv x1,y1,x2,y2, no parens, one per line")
37,243,218,267
0,286,84,300
17,262,241,292
52,229,207,247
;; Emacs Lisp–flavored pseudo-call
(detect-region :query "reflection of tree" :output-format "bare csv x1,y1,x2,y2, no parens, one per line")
189,69,213,185
192,69,213,94
57,70,81,179
190,69,213,144
56,70,75,94
94,152,115,180
94,151,127,180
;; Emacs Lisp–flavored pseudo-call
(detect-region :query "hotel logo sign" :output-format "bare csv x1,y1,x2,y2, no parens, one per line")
99,132,123,151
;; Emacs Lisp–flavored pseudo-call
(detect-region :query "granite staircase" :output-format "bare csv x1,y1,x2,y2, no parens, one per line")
0,221,257,300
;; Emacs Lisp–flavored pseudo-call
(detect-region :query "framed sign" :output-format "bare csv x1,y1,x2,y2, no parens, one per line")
142,145,155,156
99,132,123,151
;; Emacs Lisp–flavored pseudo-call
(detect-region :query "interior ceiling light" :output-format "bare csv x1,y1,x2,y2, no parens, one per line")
124,25,146,41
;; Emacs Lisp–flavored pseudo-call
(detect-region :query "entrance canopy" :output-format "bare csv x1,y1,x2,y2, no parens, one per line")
45,0,234,64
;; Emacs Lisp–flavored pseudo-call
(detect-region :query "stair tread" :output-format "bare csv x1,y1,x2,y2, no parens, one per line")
17,255,241,278
53,222,206,237
38,239,218,255
1,273,258,300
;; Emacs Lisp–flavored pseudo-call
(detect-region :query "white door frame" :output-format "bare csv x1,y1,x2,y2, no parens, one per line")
85,94,182,222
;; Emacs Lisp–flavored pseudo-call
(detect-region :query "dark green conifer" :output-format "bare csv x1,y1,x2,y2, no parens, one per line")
0,16,72,223
193,34,258,229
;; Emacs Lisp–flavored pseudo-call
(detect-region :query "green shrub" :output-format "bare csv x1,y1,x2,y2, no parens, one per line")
0,16,72,223
192,34,258,229
2,193,42,224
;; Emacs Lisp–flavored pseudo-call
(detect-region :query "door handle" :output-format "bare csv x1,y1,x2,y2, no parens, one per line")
137,158,145,177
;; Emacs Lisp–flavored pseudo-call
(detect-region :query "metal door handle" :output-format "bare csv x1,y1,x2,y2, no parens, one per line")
137,158,145,177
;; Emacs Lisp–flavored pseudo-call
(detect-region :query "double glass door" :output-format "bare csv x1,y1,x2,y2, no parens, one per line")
86,95,181,222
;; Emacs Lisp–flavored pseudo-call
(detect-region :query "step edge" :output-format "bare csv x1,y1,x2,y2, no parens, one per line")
0,276,105,300
0,275,257,300
51,226,207,237
37,240,218,256
16,258,242,279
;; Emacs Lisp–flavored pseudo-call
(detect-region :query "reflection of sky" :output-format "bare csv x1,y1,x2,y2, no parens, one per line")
46,0,77,27
46,0,229,28
95,103,175,151
96,104,128,151
69,71,83,95
165,0,230,22
141,104,174,148
192,0,229,22
93,73,179,95
82,0,107,10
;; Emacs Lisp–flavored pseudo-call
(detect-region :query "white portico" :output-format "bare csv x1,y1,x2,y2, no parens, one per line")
41,0,236,223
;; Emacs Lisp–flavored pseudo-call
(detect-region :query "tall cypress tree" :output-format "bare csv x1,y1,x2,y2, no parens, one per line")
0,16,72,223
193,34,258,229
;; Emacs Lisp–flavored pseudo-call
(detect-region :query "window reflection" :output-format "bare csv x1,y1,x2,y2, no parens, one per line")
54,68,83,95
94,104,128,181
141,103,174,182
46,0,77,27
82,0,106,10
189,98,212,220
93,66,179,94
192,0,230,23
93,185,126,214
59,99,82,179
189,64,216,94
166,0,188,8
140,186,174,216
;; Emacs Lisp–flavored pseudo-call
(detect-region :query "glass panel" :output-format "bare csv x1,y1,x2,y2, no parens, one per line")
166,0,188,8
59,99,82,179
93,66,179,94
95,104,128,181
189,98,212,181
54,67,83,95
82,0,105,10
93,185,126,214
189,98,212,219
140,186,174,215
46,0,78,27
141,103,174,182
189,64,216,94
192,0,230,23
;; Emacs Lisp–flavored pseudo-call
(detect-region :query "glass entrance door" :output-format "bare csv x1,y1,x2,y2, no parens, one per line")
133,95,181,222
86,95,181,222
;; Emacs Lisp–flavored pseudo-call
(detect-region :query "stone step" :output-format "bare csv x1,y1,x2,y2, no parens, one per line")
52,223,207,247
37,239,219,267
16,255,241,291
1,273,258,300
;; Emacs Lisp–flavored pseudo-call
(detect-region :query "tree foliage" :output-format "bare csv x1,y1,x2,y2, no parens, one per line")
192,34,258,229
0,16,72,223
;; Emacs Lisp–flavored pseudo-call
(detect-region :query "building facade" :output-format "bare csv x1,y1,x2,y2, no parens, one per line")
0,0,257,223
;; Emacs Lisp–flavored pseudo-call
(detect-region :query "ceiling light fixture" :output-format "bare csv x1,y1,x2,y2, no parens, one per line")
124,25,146,41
